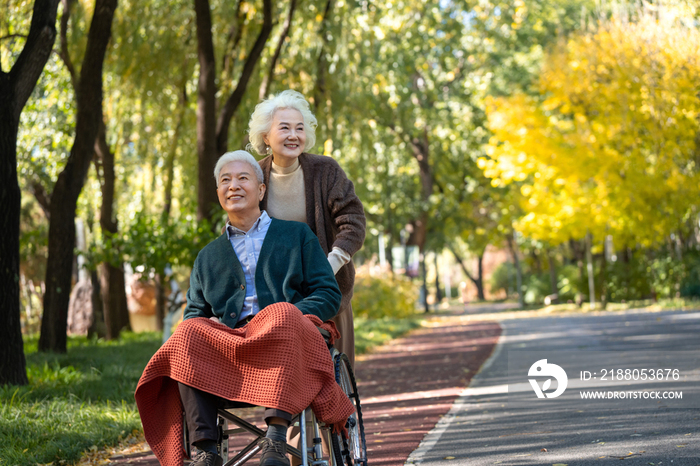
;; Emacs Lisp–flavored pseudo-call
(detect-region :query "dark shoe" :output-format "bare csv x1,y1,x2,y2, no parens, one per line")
258,437,289,466
191,450,223,466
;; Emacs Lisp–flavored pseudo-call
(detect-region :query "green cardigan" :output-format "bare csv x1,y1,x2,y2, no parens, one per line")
183,218,341,327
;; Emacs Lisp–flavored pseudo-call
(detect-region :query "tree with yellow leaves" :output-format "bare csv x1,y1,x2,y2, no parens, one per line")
482,4,700,252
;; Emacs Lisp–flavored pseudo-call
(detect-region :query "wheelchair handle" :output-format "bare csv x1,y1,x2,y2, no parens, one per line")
317,327,332,342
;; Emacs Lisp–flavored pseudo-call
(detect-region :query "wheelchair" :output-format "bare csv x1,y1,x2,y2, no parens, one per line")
184,327,368,466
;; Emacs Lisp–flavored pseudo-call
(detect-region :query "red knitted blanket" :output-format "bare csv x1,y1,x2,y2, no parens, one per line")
135,303,355,466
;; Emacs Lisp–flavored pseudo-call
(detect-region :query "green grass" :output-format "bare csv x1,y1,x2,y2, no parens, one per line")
1,332,161,466
531,297,700,314
354,316,423,355
1,318,422,465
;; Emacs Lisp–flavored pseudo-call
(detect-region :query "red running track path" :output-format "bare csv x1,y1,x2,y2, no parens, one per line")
355,320,501,465
108,320,501,466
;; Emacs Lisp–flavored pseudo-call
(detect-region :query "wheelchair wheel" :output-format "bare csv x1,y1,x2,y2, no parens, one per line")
334,353,368,465
329,429,345,465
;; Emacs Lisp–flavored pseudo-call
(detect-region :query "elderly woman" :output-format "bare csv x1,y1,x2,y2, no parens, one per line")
247,90,366,367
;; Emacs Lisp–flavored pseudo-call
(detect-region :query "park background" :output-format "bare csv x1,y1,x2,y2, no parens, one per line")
1,0,700,464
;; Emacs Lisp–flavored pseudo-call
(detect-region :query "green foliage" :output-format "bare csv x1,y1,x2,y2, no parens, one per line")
605,254,654,302
680,252,700,298
555,264,583,303
489,261,517,298
606,249,700,302
86,213,218,275
521,273,556,305
491,247,700,306
352,275,419,319
0,332,162,466
5,0,699,371
491,261,580,305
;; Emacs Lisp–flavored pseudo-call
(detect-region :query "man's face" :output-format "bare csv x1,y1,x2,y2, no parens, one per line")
216,161,265,217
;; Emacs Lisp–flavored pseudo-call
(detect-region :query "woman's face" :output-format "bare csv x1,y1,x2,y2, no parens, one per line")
264,108,306,167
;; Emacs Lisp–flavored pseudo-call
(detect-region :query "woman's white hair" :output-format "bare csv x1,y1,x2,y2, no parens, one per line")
247,89,318,156
214,150,264,187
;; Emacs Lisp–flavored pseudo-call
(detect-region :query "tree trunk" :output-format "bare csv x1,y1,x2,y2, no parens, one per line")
385,231,394,275
585,232,596,309
434,251,442,303
447,244,485,301
155,273,166,332
0,0,60,379
569,238,585,305
39,0,118,353
194,0,273,223
547,249,558,303
531,250,542,273
154,78,188,326
162,82,187,221
506,232,524,308
314,0,336,137
259,0,298,100
193,0,219,222
476,253,485,301
214,0,272,156
88,270,106,339
99,262,130,338
408,129,432,251
384,157,394,275
420,252,429,313
95,120,130,339
600,249,608,309
0,100,28,385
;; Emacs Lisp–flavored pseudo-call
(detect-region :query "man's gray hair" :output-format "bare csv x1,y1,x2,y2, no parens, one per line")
213,150,264,186
247,89,318,156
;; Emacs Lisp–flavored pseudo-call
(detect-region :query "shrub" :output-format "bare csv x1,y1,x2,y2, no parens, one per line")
679,251,700,298
490,262,517,299
352,275,419,319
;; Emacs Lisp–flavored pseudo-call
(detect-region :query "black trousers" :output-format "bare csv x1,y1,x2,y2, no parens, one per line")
178,382,293,445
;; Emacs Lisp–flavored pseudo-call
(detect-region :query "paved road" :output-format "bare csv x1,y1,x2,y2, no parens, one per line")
408,310,700,465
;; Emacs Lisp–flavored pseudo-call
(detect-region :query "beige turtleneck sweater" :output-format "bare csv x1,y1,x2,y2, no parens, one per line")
266,159,350,274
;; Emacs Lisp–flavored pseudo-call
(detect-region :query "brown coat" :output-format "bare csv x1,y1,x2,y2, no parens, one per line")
260,153,366,362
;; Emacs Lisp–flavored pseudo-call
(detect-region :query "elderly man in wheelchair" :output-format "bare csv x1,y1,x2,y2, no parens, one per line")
135,151,365,466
